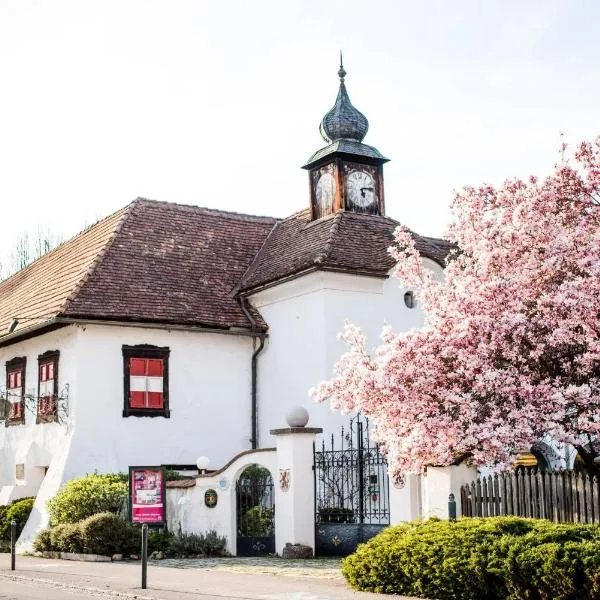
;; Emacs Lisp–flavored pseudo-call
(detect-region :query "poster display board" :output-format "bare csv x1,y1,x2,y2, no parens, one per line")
128,466,166,526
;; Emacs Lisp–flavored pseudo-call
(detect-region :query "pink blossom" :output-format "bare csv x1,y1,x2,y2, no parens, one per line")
311,136,600,476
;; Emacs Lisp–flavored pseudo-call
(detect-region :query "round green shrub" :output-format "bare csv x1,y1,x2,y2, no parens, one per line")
79,512,131,556
342,517,600,600
0,497,35,540
47,473,127,526
32,529,53,553
50,523,84,553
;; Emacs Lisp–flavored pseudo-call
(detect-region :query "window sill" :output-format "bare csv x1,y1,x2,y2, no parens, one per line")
122,408,171,419
5,417,25,427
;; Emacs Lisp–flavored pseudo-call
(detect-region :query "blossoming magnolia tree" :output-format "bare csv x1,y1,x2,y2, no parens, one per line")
311,138,600,476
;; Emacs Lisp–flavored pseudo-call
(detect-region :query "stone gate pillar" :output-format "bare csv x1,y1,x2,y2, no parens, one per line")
270,408,322,557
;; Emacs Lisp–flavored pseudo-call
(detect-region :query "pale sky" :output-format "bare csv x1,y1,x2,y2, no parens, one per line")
1,0,599,273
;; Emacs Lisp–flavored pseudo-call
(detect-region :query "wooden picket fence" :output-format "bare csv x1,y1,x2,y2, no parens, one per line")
460,469,600,524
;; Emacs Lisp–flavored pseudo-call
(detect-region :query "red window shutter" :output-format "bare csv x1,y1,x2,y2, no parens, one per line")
8,372,15,388
130,358,147,376
130,391,146,408
147,392,164,408
15,371,21,388
12,402,21,419
146,359,163,377
40,364,47,381
48,362,54,380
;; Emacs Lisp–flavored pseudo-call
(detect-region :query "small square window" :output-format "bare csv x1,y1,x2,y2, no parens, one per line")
122,345,170,418
37,351,59,424
5,356,26,426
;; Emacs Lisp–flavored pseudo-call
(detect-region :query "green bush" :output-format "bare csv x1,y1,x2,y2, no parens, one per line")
342,517,600,600
32,529,53,552
168,530,228,558
34,513,138,557
47,473,127,526
79,512,132,556
50,523,84,553
0,497,35,540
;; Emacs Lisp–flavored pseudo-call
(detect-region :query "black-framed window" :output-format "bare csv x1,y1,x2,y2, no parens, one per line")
122,345,170,418
5,356,26,426
37,350,59,424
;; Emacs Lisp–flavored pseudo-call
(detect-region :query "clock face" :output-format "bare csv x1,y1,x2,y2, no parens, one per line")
316,172,336,209
346,169,377,209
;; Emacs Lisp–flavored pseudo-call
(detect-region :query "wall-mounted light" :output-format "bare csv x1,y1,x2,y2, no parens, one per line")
404,291,416,309
7,318,18,333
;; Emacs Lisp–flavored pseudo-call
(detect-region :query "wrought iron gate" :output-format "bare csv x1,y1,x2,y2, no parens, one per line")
236,465,275,556
313,415,390,556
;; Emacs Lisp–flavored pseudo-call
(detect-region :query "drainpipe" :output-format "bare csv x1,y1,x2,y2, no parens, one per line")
239,296,266,450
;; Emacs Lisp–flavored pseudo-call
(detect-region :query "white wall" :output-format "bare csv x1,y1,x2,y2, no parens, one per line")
251,263,443,446
0,326,78,496
167,449,277,556
67,323,255,475
1,322,256,550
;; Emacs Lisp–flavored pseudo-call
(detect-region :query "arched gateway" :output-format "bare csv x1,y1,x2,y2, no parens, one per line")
235,464,275,556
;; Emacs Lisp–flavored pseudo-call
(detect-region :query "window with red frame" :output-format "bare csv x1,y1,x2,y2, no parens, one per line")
122,346,170,418
38,351,59,421
6,357,25,422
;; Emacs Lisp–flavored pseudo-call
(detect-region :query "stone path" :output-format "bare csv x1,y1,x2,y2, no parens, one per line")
152,556,343,578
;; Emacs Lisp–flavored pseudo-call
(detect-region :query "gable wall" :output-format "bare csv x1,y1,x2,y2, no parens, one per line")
250,262,444,446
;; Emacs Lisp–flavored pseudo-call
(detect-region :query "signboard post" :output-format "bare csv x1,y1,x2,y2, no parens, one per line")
128,466,166,526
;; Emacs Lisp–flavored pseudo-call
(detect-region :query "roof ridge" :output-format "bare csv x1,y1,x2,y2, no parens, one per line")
315,211,343,265
135,197,278,223
231,219,281,298
59,200,138,315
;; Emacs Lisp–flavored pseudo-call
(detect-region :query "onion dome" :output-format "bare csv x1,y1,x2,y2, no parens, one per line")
319,55,369,143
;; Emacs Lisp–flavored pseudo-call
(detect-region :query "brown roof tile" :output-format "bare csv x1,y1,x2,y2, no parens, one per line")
236,210,451,293
62,199,277,331
0,206,129,338
0,198,450,343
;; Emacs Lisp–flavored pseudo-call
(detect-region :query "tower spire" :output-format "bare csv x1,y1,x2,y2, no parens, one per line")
319,55,368,144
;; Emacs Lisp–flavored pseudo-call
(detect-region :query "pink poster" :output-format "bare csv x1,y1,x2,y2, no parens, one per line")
130,467,165,524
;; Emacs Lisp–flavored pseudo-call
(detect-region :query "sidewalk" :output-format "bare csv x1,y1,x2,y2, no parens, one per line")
0,554,415,599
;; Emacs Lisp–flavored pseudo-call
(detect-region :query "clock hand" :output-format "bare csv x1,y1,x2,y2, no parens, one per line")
360,187,373,198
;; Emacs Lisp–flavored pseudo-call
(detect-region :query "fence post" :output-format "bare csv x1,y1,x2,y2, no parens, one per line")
141,524,148,589
10,520,16,571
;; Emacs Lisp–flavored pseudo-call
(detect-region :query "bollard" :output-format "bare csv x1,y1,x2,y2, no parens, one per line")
10,520,16,570
141,524,148,589
448,492,457,521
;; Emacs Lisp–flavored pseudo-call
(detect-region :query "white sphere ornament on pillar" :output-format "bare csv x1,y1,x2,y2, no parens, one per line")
286,406,309,428
196,456,210,474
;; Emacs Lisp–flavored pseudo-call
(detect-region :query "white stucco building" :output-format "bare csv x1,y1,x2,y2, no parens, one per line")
0,63,452,548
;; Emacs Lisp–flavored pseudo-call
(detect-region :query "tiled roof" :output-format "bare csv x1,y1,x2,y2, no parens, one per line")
0,197,451,342
0,199,277,340
0,206,129,339
62,199,277,331
236,209,451,294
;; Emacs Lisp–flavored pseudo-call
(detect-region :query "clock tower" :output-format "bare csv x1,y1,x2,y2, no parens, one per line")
303,56,389,220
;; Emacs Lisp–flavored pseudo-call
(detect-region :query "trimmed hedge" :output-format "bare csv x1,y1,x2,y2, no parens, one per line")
47,473,127,526
342,517,600,600
0,497,35,540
